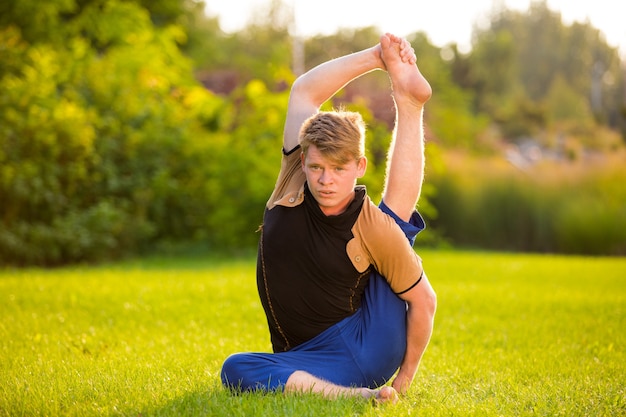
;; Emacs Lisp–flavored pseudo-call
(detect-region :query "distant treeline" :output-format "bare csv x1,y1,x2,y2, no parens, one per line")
0,0,624,265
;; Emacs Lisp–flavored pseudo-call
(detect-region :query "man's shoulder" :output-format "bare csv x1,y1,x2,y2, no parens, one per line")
266,146,305,210
355,197,397,234
350,198,424,294
353,198,416,259
346,197,403,272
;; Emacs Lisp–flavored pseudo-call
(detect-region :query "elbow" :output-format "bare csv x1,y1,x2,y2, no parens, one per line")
290,76,324,107
402,274,437,320
291,75,306,93
423,286,437,319
291,75,312,98
417,284,437,321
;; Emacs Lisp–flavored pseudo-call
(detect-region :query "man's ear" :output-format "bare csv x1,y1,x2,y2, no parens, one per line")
300,152,306,171
357,156,367,178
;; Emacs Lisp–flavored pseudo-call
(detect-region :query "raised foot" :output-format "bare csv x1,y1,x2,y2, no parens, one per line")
381,33,432,105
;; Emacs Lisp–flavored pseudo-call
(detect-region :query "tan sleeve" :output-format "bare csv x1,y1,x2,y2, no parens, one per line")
266,148,306,210
348,199,424,294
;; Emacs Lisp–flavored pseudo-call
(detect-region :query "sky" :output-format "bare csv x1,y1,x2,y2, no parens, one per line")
204,0,625,56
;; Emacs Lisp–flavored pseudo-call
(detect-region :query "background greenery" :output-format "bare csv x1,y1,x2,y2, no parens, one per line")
1,0,625,265
1,252,624,416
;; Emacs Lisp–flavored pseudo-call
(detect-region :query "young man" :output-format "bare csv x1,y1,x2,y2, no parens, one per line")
221,33,436,403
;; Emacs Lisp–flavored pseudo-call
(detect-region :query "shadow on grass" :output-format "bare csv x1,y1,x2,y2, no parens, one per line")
132,388,375,417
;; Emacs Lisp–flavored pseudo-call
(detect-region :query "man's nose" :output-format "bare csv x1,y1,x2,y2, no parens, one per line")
318,170,333,184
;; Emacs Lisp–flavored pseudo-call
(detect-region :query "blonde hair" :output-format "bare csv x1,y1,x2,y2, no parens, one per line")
299,110,366,164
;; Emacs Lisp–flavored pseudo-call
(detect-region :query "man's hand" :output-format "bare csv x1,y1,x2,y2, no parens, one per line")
391,367,416,395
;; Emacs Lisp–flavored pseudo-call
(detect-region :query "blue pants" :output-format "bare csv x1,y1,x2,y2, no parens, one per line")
221,202,424,391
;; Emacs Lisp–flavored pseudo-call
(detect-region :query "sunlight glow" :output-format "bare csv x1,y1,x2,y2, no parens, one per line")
204,0,625,55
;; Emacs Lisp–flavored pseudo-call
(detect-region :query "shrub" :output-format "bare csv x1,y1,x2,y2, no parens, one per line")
0,4,224,265
428,152,626,255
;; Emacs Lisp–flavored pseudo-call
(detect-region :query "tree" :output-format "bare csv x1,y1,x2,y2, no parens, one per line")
0,0,224,264
464,0,624,141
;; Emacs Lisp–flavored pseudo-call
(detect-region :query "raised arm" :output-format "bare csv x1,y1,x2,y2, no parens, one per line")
380,33,432,221
282,45,387,152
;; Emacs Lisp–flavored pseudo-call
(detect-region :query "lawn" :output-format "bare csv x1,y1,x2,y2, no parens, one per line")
0,251,624,416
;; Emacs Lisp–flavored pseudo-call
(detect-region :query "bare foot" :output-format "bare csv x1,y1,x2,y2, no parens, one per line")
380,33,432,105
375,386,399,404
361,385,399,404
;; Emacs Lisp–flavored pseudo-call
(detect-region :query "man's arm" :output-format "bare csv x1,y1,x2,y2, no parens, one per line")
282,46,384,152
282,39,416,152
394,274,436,394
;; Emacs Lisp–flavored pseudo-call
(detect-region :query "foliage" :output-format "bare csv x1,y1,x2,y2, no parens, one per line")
189,0,294,91
0,1,223,265
1,0,625,265
463,0,625,141
1,252,624,415
202,80,288,249
429,152,626,255
408,33,492,150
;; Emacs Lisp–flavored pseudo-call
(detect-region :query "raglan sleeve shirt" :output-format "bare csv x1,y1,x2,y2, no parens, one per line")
267,145,424,295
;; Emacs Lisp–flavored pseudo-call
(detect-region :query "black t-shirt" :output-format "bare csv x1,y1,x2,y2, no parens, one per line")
257,183,370,352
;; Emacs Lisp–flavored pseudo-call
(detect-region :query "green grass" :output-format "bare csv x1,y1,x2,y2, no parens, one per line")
1,251,624,416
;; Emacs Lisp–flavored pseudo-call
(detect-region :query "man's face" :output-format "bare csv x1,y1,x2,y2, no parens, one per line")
301,145,366,216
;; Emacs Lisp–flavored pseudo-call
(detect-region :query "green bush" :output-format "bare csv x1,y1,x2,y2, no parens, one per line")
0,3,225,265
429,153,626,255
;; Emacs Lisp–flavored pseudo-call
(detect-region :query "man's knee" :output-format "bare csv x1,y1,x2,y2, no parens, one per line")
220,352,291,393
220,353,247,391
